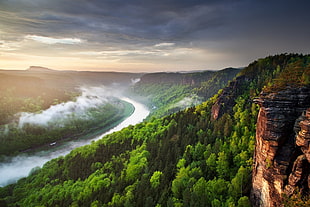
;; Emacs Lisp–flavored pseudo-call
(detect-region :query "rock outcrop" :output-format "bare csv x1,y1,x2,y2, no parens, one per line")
211,75,249,120
251,86,310,207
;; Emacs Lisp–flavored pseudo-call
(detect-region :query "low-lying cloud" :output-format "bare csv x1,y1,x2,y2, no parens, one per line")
0,155,51,187
0,94,150,187
173,95,202,109
18,86,119,128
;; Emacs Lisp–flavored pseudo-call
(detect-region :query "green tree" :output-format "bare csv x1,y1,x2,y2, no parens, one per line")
150,171,163,188
237,196,251,207
216,151,230,179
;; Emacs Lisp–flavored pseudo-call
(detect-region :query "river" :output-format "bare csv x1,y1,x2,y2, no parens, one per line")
0,97,149,187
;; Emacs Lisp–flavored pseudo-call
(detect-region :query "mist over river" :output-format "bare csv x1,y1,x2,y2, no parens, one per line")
0,97,149,187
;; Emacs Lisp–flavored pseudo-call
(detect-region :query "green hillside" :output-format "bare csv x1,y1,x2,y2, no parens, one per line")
0,70,140,156
132,68,239,118
1,54,309,206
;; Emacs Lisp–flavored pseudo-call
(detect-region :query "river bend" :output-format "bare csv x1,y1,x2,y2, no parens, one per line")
0,97,149,187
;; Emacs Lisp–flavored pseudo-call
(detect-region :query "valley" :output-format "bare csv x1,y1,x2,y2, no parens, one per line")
1,1,309,206
0,66,236,187
0,97,149,187
0,54,309,206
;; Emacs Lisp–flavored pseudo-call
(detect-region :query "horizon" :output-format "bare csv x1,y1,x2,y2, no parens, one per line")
1,0,310,72
0,65,242,73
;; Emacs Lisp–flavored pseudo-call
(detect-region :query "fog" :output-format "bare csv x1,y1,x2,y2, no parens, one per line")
173,95,202,108
18,86,117,128
131,78,141,84
0,89,149,187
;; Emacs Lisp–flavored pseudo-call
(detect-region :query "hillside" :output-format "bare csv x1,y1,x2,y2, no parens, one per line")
0,67,237,125
0,68,236,156
27,66,56,72
0,68,143,125
0,54,309,206
132,68,239,118
0,69,142,155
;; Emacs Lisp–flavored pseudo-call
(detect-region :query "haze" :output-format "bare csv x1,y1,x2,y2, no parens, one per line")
0,86,150,187
18,86,116,128
0,0,310,72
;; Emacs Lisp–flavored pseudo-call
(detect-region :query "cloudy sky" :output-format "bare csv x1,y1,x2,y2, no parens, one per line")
0,0,309,72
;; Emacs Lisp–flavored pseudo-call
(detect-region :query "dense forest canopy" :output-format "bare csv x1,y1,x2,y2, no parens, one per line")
0,54,309,206
132,68,239,119
0,68,237,156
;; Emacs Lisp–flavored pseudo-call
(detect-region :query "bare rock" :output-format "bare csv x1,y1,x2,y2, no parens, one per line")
211,75,249,120
251,87,310,207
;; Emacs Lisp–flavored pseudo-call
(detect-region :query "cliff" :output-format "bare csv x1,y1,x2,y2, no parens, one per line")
211,75,249,120
251,86,310,206
0,54,308,206
133,68,239,119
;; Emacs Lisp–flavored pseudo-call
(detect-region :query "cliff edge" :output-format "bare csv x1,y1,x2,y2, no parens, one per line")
251,86,310,206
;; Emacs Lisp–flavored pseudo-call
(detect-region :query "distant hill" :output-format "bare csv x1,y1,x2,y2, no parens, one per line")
0,66,239,122
1,54,310,206
132,67,240,118
0,69,142,125
27,66,56,72
0,67,143,90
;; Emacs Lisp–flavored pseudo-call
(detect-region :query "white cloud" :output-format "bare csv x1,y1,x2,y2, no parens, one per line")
154,42,175,47
0,40,20,51
77,49,157,57
77,51,104,56
25,35,83,45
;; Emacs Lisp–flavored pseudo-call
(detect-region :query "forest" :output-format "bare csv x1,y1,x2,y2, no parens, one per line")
132,68,239,118
0,54,310,206
0,67,238,157
0,98,133,156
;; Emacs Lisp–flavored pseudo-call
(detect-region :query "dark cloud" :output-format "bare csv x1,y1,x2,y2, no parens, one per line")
0,0,229,39
0,0,309,71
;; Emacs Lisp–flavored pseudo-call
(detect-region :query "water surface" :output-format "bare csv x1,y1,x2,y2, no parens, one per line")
0,97,149,187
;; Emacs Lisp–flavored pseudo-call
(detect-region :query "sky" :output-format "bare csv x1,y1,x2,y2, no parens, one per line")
0,0,309,72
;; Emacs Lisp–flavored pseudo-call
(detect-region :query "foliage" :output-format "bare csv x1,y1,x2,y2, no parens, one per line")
0,100,134,156
263,55,310,92
1,54,309,206
0,86,74,125
150,171,163,188
132,68,239,119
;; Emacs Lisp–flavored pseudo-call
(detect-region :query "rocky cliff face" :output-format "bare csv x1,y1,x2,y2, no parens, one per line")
211,75,249,120
251,86,310,206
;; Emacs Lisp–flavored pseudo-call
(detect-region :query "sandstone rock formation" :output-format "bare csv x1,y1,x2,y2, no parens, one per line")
284,109,310,196
211,75,249,120
251,86,310,207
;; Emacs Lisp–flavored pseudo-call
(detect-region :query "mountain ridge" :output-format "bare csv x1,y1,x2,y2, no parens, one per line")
27,66,57,72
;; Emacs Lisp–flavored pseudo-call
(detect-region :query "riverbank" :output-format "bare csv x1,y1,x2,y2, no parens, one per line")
0,97,149,187
17,100,135,157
